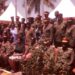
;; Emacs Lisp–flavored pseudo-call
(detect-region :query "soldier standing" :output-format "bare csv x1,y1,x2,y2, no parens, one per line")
42,11,53,44
53,11,60,22
65,20,75,49
43,11,50,21
43,11,51,32
54,14,66,47
32,15,42,42
15,16,21,31
19,18,26,45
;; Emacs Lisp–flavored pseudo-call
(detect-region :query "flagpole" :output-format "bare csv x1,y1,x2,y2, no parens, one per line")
41,0,44,19
24,0,28,51
25,0,28,23
15,0,17,21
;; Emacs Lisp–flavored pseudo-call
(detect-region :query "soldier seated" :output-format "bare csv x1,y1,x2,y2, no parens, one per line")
59,37,74,75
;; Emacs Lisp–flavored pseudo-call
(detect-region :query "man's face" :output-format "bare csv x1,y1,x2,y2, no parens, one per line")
44,14,49,18
21,18,25,23
37,15,41,20
44,12,49,18
58,16,63,23
16,18,19,22
55,11,59,18
11,18,14,22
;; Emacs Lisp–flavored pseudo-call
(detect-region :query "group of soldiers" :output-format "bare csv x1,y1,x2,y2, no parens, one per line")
20,11,75,75
0,11,75,75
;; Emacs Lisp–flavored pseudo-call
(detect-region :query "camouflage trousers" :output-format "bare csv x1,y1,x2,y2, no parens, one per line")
54,66,71,75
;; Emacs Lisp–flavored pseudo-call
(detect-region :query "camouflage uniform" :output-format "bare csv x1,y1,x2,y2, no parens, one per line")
25,26,35,46
65,25,75,49
42,18,54,45
21,43,44,75
43,45,56,75
43,45,74,75
54,47,74,75
32,19,42,41
43,11,51,34
21,32,53,75
1,41,15,56
1,41,15,68
54,21,66,46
